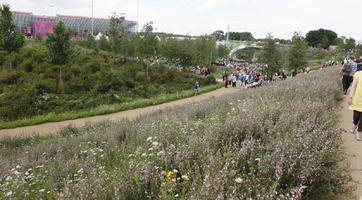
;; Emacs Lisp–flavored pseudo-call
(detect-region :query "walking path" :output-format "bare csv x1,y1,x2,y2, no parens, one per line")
338,95,362,200
0,86,241,139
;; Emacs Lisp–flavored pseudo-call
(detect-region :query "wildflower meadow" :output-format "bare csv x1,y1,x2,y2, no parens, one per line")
0,67,353,199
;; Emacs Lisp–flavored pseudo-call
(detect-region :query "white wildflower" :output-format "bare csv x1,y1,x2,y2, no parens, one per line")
152,141,159,146
157,151,165,156
146,137,153,141
148,147,154,151
142,153,147,157
39,189,45,193
181,175,189,180
16,165,21,169
13,171,21,175
175,194,179,197
77,168,84,174
6,191,13,196
235,178,242,183
173,169,178,173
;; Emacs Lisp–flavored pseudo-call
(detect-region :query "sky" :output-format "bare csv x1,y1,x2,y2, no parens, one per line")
2,0,362,41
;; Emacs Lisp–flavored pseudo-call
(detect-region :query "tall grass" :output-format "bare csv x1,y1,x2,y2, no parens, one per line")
0,67,352,199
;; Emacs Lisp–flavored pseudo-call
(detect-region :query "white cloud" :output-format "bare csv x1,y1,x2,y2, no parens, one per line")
196,0,229,11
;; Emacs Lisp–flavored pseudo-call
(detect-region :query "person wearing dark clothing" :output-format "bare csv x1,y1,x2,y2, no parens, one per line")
194,81,199,96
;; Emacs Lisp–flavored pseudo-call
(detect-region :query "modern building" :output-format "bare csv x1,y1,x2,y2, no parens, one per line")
12,11,137,38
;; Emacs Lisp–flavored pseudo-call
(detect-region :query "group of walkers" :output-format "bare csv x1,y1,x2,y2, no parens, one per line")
220,60,313,89
342,56,362,141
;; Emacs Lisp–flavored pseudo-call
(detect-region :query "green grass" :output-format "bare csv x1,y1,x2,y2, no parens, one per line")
0,83,224,129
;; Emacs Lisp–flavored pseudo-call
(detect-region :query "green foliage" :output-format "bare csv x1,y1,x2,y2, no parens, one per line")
216,44,230,59
356,44,362,58
228,32,254,41
0,43,218,121
212,30,225,40
343,37,356,51
109,15,124,54
258,34,282,75
191,36,217,66
0,4,25,69
81,30,96,49
98,34,111,51
287,32,308,69
45,21,72,65
138,22,159,58
305,28,337,48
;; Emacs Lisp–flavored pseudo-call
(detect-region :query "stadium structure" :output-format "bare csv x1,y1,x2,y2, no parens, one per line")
12,11,137,38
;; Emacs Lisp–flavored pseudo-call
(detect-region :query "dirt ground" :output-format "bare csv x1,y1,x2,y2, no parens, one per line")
336,95,362,200
0,86,241,139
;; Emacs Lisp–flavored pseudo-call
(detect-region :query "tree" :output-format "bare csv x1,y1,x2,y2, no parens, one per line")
211,30,225,40
228,32,254,41
81,30,96,49
45,20,72,94
137,22,159,79
98,34,110,51
305,28,337,49
258,34,282,75
344,37,356,51
109,15,124,54
0,4,25,69
287,32,308,70
191,35,217,66
217,44,230,59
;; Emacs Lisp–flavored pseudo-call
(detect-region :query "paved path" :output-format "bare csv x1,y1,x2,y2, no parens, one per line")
0,86,241,139
337,95,362,200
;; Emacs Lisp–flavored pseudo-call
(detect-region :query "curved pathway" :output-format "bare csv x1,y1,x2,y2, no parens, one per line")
337,95,362,200
0,86,241,139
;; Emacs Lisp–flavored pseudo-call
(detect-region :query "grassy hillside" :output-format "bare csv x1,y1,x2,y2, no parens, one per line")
0,42,217,122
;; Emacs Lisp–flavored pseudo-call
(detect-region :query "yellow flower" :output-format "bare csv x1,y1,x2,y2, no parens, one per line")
177,177,181,181
47,191,51,194
166,171,173,179
80,150,83,153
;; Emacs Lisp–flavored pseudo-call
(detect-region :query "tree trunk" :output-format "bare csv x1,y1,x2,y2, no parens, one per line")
9,53,12,69
58,65,65,94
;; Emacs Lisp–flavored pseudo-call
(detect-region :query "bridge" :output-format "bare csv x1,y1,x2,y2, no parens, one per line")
217,41,265,61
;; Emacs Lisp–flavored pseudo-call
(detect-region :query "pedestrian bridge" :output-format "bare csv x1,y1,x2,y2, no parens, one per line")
228,42,264,58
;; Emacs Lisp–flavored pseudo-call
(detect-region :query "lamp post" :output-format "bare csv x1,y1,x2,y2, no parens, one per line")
91,0,94,35
136,0,139,33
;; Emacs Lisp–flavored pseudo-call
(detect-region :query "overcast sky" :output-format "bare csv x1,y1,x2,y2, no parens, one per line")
2,0,362,41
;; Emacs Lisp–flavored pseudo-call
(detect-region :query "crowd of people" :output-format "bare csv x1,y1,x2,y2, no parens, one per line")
341,56,362,141
219,59,315,89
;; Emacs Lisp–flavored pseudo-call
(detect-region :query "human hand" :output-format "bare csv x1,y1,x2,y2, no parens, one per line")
347,97,353,105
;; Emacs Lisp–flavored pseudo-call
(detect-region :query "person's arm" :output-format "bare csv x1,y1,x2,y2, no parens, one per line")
348,77,358,105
